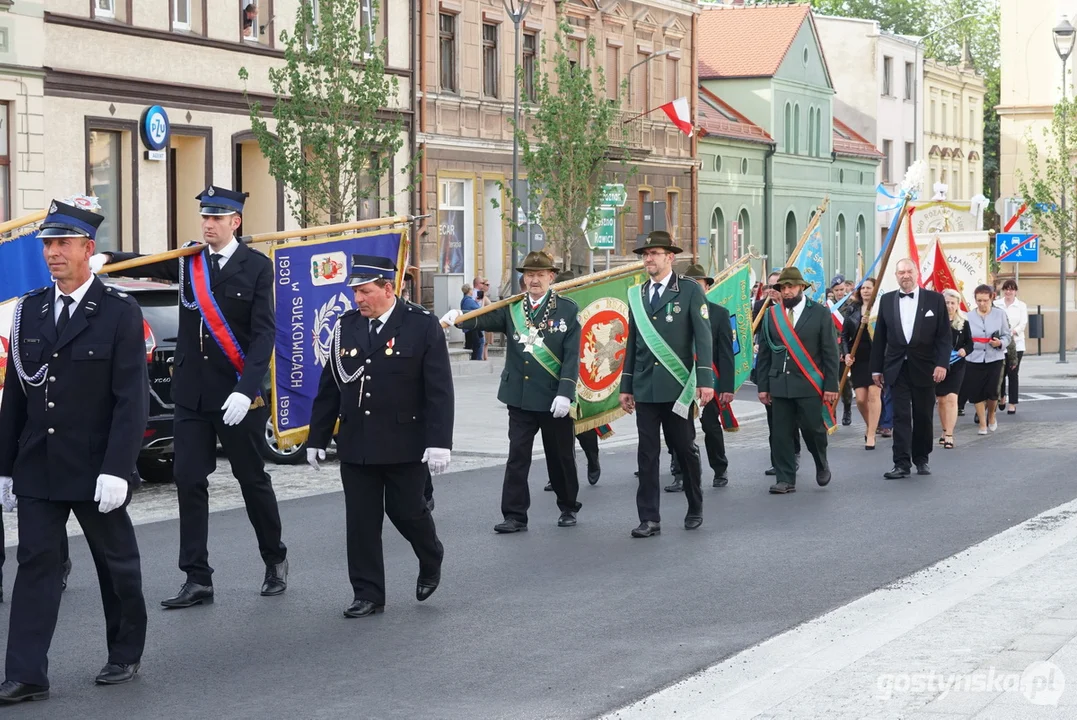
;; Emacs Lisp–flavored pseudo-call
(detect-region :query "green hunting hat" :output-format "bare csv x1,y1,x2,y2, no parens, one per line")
555,269,575,283
772,266,813,289
633,230,683,255
682,263,713,284
516,250,558,273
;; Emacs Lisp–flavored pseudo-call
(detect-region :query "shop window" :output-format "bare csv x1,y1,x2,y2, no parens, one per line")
87,129,123,253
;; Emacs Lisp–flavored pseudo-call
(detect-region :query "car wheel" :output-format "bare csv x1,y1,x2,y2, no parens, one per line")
260,418,306,464
137,456,174,483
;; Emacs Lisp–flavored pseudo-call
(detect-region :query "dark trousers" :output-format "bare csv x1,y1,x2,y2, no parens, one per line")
841,376,853,409
0,516,69,586
423,470,434,503
770,396,829,486
669,403,727,477
1000,351,1024,404
502,406,581,523
6,497,145,687
635,401,702,523
173,403,286,586
765,402,801,465
340,461,443,604
890,365,936,470
575,431,599,470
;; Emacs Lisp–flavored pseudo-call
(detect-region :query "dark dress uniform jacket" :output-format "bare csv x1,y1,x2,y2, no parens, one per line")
459,292,580,411
620,275,715,402
756,298,839,399
0,280,149,501
109,243,275,410
308,299,454,464
707,299,735,394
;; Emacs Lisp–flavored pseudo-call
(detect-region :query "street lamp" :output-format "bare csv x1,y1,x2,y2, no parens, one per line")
1054,15,1074,363
504,0,535,293
627,49,676,107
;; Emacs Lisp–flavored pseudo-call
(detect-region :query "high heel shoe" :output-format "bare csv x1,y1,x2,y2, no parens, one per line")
943,436,955,449
865,435,876,451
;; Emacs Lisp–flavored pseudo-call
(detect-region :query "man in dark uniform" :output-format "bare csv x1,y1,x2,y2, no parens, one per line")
0,201,149,702
830,274,854,426
753,270,801,475
620,231,714,537
92,186,287,608
307,255,452,618
664,264,736,492
755,267,839,494
455,251,583,532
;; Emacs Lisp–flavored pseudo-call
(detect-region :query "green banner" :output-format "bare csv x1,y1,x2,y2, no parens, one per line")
564,270,647,433
706,262,753,392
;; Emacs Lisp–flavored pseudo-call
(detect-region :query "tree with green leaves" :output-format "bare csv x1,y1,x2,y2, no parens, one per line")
504,21,628,269
1017,96,1077,260
238,0,415,227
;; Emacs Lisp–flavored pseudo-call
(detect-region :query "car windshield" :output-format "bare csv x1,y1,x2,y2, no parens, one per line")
136,291,180,343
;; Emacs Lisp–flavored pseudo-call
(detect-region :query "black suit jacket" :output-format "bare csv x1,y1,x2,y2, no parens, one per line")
869,288,952,388
709,301,735,394
0,279,149,501
308,299,454,465
109,243,275,411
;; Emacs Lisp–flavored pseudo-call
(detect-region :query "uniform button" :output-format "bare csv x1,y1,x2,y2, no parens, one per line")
203,355,209,360
524,375,529,380
364,410,371,416
47,402,55,409
365,359,371,365
48,376,56,382
88,350,94,356
655,362,659,366
365,393,371,398
52,353,58,358
525,360,530,365
47,428,55,435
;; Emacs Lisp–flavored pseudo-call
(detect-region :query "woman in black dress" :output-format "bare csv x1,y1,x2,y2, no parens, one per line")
841,277,880,450
935,288,973,448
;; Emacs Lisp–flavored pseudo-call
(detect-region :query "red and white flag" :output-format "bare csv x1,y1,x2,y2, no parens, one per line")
920,237,967,312
659,97,693,136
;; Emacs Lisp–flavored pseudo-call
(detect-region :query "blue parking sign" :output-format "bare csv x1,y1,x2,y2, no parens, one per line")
996,233,1040,263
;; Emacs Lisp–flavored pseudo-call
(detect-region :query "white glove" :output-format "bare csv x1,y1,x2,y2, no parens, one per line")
422,447,451,475
440,309,461,326
306,447,326,471
0,476,16,513
550,395,572,419
94,474,128,514
221,392,251,426
89,253,110,274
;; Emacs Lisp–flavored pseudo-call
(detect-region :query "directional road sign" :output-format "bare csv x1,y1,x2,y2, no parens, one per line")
996,232,1040,264
600,184,627,208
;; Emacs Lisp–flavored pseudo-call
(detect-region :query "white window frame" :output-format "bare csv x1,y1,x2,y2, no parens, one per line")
173,0,192,31
96,0,116,19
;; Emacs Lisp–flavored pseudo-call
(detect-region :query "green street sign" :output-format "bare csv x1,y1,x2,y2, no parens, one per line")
601,183,627,208
590,207,617,250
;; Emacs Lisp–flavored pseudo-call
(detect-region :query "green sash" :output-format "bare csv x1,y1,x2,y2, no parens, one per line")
767,304,836,431
627,285,697,419
509,299,562,380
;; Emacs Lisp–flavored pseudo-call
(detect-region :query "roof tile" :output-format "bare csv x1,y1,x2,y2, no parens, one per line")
699,4,812,80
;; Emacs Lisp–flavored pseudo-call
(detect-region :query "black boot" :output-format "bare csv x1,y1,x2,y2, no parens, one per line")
842,404,852,426
583,448,601,485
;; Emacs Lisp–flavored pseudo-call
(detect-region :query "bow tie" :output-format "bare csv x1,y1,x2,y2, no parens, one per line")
899,291,915,299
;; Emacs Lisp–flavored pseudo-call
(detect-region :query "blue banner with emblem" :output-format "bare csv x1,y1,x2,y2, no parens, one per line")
269,229,408,448
0,230,51,304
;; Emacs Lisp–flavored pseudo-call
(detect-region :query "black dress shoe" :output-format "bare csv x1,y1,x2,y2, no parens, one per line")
684,514,703,530
494,519,528,534
416,575,440,602
883,466,911,479
343,599,384,618
557,511,577,527
663,478,683,493
61,558,72,592
543,481,553,492
764,466,778,476
161,582,214,609
587,463,601,485
631,521,661,538
713,472,729,488
769,482,796,494
816,467,832,487
261,559,288,596
916,463,931,476
842,406,852,426
95,662,139,685
0,680,49,704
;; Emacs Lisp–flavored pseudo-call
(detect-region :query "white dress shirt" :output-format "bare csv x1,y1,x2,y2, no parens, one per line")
898,288,918,344
209,238,240,269
369,303,394,333
784,292,806,326
648,272,674,305
995,297,1029,352
53,274,96,323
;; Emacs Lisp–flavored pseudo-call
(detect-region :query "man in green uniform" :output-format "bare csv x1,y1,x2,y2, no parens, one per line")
619,232,714,538
755,267,839,494
456,251,583,532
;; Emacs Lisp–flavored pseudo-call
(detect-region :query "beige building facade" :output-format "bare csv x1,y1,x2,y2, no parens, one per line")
415,0,700,296
923,55,984,203
7,0,413,256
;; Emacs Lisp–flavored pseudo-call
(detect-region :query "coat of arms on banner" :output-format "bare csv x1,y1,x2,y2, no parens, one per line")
310,252,348,286
577,297,630,403
312,292,353,367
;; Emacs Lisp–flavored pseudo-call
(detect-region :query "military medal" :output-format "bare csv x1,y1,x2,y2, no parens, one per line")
522,327,541,354
558,319,567,333
385,338,395,356
350,348,358,357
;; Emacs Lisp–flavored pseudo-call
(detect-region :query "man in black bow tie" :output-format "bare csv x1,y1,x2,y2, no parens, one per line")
870,258,952,478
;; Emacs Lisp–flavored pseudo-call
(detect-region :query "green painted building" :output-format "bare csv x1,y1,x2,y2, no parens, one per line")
697,3,880,280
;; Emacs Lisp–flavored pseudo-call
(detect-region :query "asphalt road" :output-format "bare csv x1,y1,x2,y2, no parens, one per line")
1,397,1075,720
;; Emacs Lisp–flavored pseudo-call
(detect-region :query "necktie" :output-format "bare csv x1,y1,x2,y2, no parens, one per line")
899,291,914,299
369,318,382,335
56,295,74,337
210,253,223,282
650,283,662,312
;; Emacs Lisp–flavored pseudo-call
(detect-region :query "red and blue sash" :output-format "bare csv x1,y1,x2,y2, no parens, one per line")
769,304,836,431
188,251,245,377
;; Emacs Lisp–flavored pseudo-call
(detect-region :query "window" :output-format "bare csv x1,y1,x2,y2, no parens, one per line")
242,2,259,41
882,56,893,96
304,0,320,49
904,62,914,100
88,130,123,252
836,214,847,273
711,207,726,267
0,102,9,222
970,169,975,197
882,139,893,182
714,155,722,173
606,45,620,100
636,52,650,111
437,179,466,274
358,0,376,47
807,109,815,158
793,104,801,155
784,211,798,259
667,57,679,103
930,99,936,133
857,215,868,262
638,189,652,236
839,169,845,184
784,103,792,153
741,158,749,175
970,108,976,141
568,39,583,71
666,191,680,240
905,141,915,169
942,102,948,135
953,105,959,138
523,32,537,103
173,0,191,31
439,13,457,93
737,209,751,253
482,23,499,98
95,0,115,18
